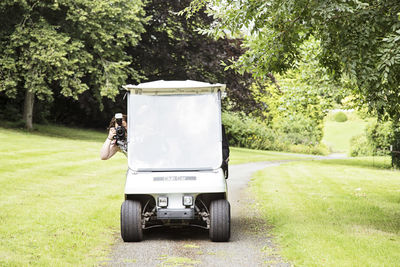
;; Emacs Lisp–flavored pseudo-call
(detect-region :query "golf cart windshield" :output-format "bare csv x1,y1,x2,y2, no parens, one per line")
127,93,223,171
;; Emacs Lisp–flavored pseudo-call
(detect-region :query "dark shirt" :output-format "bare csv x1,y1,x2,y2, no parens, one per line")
221,125,230,178
222,125,230,162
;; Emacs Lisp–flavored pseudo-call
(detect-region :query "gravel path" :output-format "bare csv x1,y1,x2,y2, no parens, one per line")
104,162,292,267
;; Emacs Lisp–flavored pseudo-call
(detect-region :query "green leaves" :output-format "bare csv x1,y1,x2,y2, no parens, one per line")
0,0,146,104
98,60,132,100
187,0,400,122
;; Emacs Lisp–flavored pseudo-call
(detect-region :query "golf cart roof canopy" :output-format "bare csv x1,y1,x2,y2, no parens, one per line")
123,80,226,95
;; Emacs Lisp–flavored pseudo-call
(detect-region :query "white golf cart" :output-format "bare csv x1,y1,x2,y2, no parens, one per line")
120,80,230,242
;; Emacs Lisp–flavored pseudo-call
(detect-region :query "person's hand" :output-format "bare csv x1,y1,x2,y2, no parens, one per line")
108,127,116,140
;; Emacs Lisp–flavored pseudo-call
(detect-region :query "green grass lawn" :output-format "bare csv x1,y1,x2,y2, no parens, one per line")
0,125,127,266
322,115,368,153
230,147,313,165
252,158,400,266
0,124,299,266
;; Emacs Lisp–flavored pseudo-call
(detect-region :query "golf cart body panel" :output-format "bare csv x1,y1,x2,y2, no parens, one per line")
125,169,226,194
120,80,230,242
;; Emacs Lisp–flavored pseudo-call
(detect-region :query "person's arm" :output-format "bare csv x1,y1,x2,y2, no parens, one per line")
100,128,119,160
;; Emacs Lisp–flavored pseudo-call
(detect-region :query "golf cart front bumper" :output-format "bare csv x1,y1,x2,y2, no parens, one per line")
157,208,194,220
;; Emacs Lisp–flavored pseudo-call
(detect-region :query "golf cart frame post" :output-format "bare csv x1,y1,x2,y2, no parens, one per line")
120,80,230,242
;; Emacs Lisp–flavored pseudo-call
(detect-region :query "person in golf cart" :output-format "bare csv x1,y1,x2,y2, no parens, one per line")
221,125,230,178
100,114,230,177
100,114,127,160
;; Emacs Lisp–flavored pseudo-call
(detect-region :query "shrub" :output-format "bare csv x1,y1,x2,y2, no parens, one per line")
349,134,372,157
288,143,330,155
222,112,278,151
349,120,393,157
334,111,348,122
275,113,323,145
222,111,326,155
366,120,393,156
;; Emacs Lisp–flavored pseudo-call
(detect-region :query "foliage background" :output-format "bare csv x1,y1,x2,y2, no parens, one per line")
0,0,148,127
0,0,257,129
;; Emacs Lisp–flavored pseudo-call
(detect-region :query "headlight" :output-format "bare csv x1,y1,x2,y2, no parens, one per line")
183,196,193,206
158,196,168,207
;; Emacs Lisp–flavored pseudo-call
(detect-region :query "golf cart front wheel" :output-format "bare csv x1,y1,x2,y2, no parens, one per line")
209,199,231,242
121,200,143,242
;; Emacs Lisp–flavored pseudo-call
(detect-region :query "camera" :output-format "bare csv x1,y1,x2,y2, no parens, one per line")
114,113,127,153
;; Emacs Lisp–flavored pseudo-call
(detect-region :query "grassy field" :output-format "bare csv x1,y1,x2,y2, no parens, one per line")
4,122,396,266
252,158,400,266
0,125,127,266
322,120,367,153
229,147,312,164
0,124,298,266
322,116,368,153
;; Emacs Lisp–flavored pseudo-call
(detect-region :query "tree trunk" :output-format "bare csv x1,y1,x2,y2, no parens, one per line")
391,123,400,169
23,88,34,130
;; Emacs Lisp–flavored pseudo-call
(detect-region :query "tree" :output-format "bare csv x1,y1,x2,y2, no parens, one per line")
0,0,146,129
251,37,341,146
129,0,261,115
186,0,400,165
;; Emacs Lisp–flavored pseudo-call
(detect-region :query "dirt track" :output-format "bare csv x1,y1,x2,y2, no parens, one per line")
104,162,292,266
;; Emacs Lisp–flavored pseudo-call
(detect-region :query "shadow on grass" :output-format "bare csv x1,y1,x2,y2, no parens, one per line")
0,120,105,143
309,159,400,234
332,199,400,235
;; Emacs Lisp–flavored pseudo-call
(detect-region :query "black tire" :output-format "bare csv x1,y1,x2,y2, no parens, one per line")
121,200,143,242
209,199,231,242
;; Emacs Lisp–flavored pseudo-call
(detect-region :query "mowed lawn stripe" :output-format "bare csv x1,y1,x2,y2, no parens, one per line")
0,127,127,266
252,160,400,266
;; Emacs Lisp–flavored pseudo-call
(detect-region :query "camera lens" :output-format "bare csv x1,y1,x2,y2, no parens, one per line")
116,126,125,139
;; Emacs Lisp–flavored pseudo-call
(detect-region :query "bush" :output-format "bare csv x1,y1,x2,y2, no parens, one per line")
349,134,372,157
334,111,348,122
366,120,393,156
222,112,278,150
288,143,330,155
275,113,323,145
349,120,393,157
222,111,326,155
